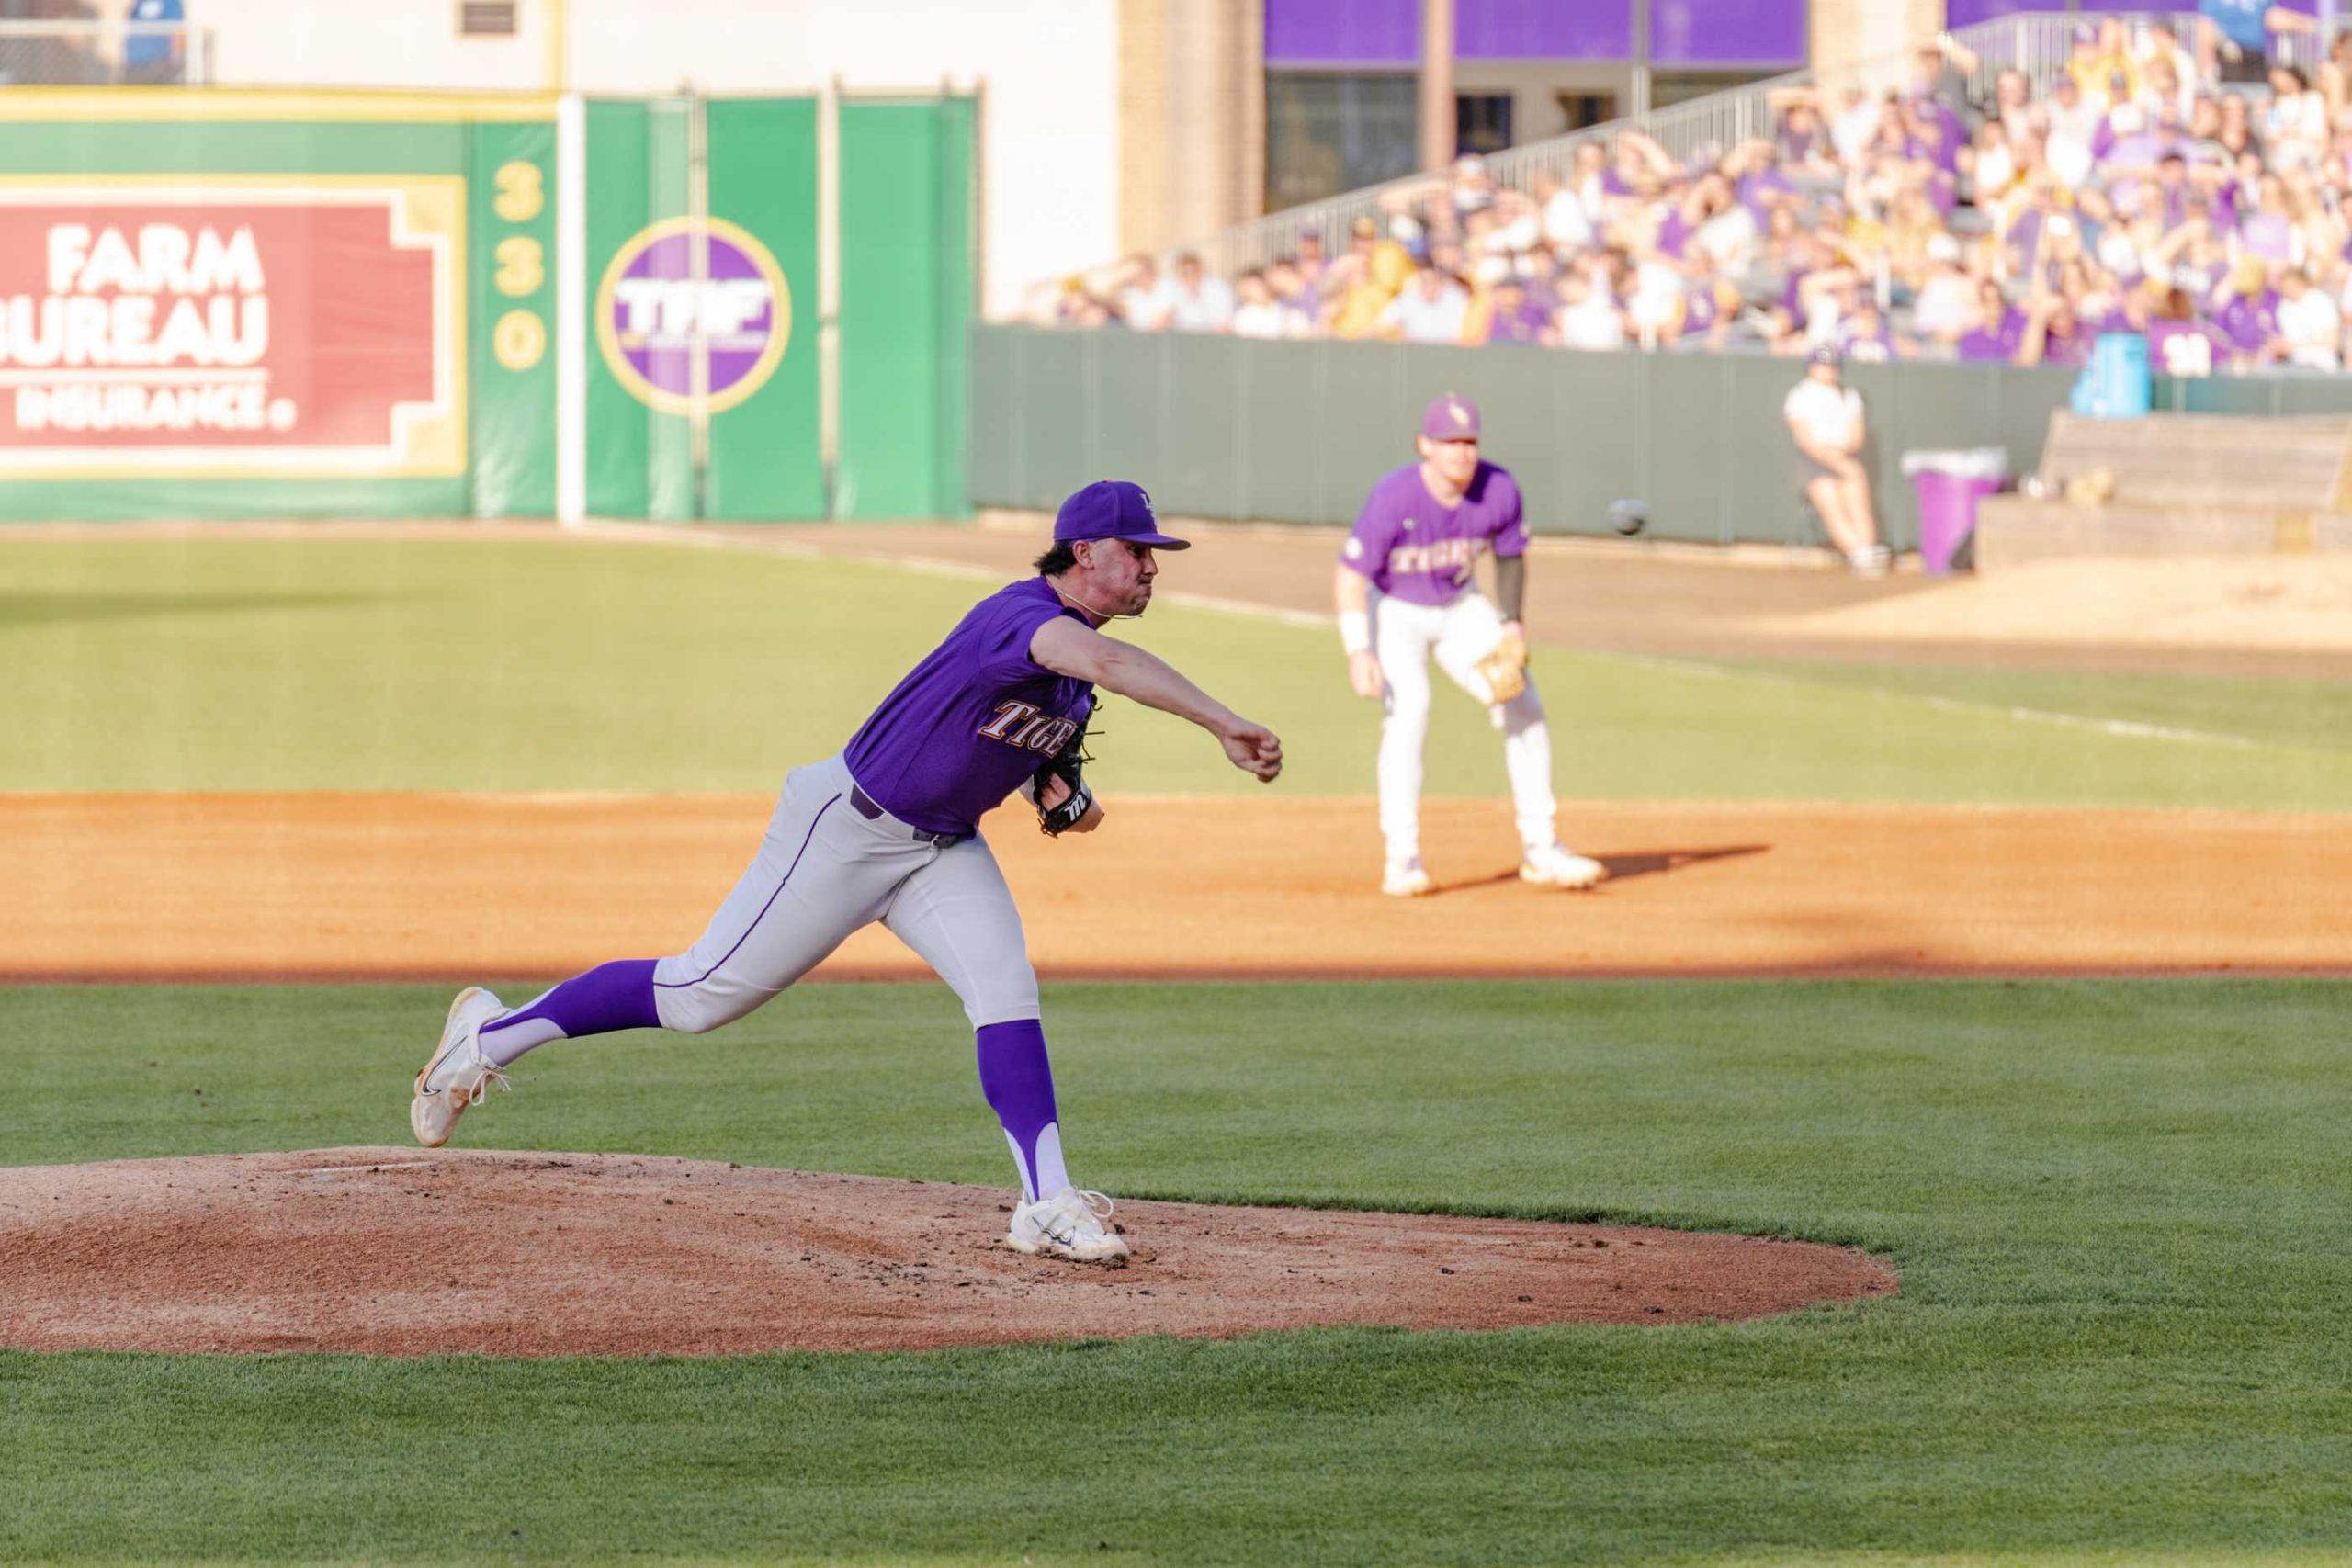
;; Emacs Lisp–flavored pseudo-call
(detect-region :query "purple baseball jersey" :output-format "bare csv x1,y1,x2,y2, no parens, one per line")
843,578,1094,837
1340,460,1527,607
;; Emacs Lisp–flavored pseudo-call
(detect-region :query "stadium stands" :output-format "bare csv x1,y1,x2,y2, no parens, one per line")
1035,13,2352,378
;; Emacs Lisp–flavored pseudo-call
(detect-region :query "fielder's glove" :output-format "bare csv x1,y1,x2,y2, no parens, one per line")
1475,629,1529,704
1033,718,1096,836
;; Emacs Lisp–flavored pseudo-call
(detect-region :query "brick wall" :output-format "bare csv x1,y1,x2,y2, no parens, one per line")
1809,0,1944,88
1118,0,1264,257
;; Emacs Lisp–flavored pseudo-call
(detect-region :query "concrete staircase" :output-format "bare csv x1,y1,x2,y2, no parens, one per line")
1973,412,2352,571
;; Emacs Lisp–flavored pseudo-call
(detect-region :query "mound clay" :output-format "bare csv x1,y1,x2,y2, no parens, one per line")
0,1148,1894,1356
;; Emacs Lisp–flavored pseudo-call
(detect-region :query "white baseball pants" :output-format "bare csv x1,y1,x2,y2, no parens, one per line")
652,752,1039,1035
1372,589,1557,863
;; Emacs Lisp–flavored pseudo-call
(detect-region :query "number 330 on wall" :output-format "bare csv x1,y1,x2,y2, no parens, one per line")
491,158,547,372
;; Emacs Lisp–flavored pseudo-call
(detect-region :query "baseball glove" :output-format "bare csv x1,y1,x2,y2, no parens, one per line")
1033,717,1096,836
1475,629,1529,704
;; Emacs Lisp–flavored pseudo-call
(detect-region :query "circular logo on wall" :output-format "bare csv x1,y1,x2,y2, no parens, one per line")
594,216,791,416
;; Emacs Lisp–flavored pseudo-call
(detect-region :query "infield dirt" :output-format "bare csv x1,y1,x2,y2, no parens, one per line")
4,791,2344,981
0,1147,1896,1356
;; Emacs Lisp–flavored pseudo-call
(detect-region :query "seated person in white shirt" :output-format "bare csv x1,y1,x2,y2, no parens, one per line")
1115,254,1172,331
1783,347,1890,577
1229,269,1309,340
2271,266,2343,368
1532,170,1594,249
1162,252,1236,333
1377,262,1472,344
1551,268,1629,351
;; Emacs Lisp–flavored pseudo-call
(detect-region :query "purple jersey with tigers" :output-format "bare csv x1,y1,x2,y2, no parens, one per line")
1339,460,1527,607
843,578,1095,837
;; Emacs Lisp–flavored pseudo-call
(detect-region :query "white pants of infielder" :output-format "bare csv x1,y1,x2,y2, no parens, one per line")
652,752,1039,1035
1373,588,1556,862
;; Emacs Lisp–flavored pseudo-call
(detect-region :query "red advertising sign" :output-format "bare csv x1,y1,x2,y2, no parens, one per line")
0,180,463,477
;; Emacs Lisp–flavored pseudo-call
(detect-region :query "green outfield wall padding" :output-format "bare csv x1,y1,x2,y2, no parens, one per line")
702,96,822,521
834,96,974,521
468,118,558,519
968,326,2147,549
0,90,968,524
582,96,692,522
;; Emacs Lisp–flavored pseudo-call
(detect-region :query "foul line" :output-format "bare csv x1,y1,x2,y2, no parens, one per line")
1579,648,2292,754
569,523,2312,756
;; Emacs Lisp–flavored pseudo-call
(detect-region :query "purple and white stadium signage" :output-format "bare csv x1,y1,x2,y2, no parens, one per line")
595,216,791,416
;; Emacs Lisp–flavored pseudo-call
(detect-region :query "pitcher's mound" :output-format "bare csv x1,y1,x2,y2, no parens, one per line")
0,1148,1895,1356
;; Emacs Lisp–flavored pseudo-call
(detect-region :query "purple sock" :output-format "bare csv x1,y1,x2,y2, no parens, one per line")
977,1019,1069,1203
478,958,661,1067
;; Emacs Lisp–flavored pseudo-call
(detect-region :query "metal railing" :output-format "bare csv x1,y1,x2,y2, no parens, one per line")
0,19,213,86
1943,10,2325,102
1184,10,2320,279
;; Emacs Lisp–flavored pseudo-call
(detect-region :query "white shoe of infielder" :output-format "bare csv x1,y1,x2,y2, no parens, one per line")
1006,1189,1131,1264
1521,844,1605,890
410,986,508,1148
1382,856,1435,897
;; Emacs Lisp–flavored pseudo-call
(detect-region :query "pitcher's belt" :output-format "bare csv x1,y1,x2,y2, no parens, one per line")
848,783,967,847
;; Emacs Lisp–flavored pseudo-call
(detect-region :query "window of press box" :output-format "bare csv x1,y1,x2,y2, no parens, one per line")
1455,92,1514,159
1651,70,1775,110
458,1,518,38
1265,73,1420,209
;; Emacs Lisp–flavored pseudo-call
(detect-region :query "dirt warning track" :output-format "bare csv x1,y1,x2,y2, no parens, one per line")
0,1147,1896,1355
1,792,2344,981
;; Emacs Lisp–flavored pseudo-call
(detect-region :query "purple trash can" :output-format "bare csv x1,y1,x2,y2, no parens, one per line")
1901,449,2010,575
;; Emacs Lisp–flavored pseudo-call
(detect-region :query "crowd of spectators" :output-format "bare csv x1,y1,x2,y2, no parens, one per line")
1035,15,2352,378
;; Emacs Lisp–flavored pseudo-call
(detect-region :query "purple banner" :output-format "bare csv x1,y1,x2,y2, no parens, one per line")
1649,0,1805,65
1267,0,1825,70
1264,0,1418,65
1944,0,2325,17
1947,0,2186,18
1456,0,1631,61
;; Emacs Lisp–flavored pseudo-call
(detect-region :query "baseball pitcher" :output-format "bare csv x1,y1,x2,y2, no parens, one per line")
412,481,1283,1264
1334,394,1602,897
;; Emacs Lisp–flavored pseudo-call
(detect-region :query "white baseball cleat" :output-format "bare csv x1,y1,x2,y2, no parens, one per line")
1006,1189,1131,1265
1382,856,1435,897
410,986,508,1148
1521,843,1606,890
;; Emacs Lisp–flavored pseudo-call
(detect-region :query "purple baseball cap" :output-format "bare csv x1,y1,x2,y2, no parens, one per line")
1420,393,1481,442
1053,479,1191,549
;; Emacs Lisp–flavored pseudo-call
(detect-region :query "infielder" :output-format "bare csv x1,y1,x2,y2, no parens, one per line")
1334,395,1602,897
412,481,1283,1264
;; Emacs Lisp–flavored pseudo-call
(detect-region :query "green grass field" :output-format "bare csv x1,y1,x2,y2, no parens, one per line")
0,534,2346,807
4,532,2347,1564
1702,653,2352,757
6,978,2351,1564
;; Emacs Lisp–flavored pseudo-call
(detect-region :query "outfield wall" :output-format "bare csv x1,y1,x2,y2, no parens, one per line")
969,326,2352,548
0,87,971,523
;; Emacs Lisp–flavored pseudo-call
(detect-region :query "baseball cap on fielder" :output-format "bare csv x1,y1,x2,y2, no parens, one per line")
1420,393,1481,442
1053,479,1191,549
